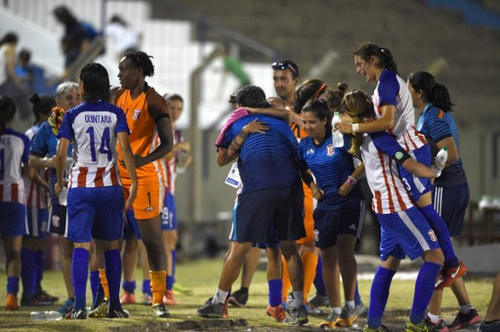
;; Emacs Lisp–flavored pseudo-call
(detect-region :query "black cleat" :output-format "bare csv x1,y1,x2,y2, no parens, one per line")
152,303,170,318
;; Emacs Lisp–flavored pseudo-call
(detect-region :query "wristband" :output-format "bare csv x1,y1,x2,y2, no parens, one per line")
352,123,359,133
347,176,357,185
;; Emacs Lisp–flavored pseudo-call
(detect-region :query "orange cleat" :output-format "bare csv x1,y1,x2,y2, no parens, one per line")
120,291,136,304
435,261,467,290
163,290,177,306
266,304,286,322
6,293,19,311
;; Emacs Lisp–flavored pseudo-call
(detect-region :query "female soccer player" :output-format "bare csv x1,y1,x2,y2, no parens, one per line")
0,97,29,311
409,71,480,331
343,89,443,332
55,63,137,319
297,99,365,328
28,81,81,315
338,43,464,283
21,94,58,306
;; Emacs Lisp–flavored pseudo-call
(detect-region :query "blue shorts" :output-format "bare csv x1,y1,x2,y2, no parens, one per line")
65,186,124,243
0,202,28,238
229,183,305,244
123,209,141,239
161,191,177,231
26,207,48,238
398,144,433,202
377,206,440,261
313,198,365,249
433,182,469,237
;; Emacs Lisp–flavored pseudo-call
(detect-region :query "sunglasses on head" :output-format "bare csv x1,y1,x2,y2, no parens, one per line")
272,61,297,76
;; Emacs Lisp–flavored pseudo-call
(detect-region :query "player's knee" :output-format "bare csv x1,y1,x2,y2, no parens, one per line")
424,248,444,265
280,241,298,259
5,248,21,263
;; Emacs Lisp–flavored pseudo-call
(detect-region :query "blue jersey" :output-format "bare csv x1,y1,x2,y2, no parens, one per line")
298,134,362,209
30,121,72,185
219,114,301,194
59,101,129,188
417,103,466,186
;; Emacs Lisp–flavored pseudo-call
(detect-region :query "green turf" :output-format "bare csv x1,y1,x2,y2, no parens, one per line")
0,257,494,330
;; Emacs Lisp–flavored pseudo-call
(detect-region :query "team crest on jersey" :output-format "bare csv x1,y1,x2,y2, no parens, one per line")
428,229,437,242
326,144,335,157
306,148,315,155
51,215,60,228
132,109,141,120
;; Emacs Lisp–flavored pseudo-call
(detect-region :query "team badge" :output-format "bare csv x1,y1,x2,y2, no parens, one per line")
326,144,335,156
145,206,154,212
428,229,437,242
395,151,404,161
132,109,141,120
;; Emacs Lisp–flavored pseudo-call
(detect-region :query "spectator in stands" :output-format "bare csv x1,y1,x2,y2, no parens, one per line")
53,6,90,73
0,32,31,120
104,15,140,62
16,49,52,95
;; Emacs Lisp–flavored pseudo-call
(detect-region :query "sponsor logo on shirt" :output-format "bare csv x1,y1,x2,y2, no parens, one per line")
326,144,335,157
428,229,437,242
306,148,315,155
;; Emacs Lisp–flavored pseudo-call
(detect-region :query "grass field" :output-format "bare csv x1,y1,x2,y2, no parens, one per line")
0,257,494,331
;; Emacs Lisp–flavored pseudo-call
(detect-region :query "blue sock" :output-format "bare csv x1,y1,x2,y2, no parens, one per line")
268,279,282,307
72,248,89,310
166,275,174,291
35,250,44,294
7,276,19,296
419,205,458,267
142,279,152,295
122,280,136,293
90,271,100,301
171,250,176,279
367,266,396,328
354,280,362,305
105,249,122,311
21,248,36,299
89,271,101,308
313,256,327,297
410,262,442,324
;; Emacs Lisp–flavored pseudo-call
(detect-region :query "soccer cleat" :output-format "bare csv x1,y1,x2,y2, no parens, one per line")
447,308,481,331
356,302,369,318
319,308,340,329
405,319,437,332
197,300,226,318
88,300,108,318
107,308,130,318
308,293,330,308
120,291,135,304
5,293,19,311
336,305,359,327
152,303,170,318
266,304,286,322
435,261,466,290
227,289,248,307
142,293,152,305
363,324,390,332
57,297,74,316
285,304,308,326
68,307,88,320
424,317,449,332
163,290,177,306
478,320,500,332
35,290,59,303
21,295,45,306
305,302,324,316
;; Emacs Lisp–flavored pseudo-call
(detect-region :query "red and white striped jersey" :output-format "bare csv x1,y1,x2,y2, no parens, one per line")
372,70,427,152
24,124,48,209
164,129,182,194
58,101,129,189
361,134,414,214
0,128,30,203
